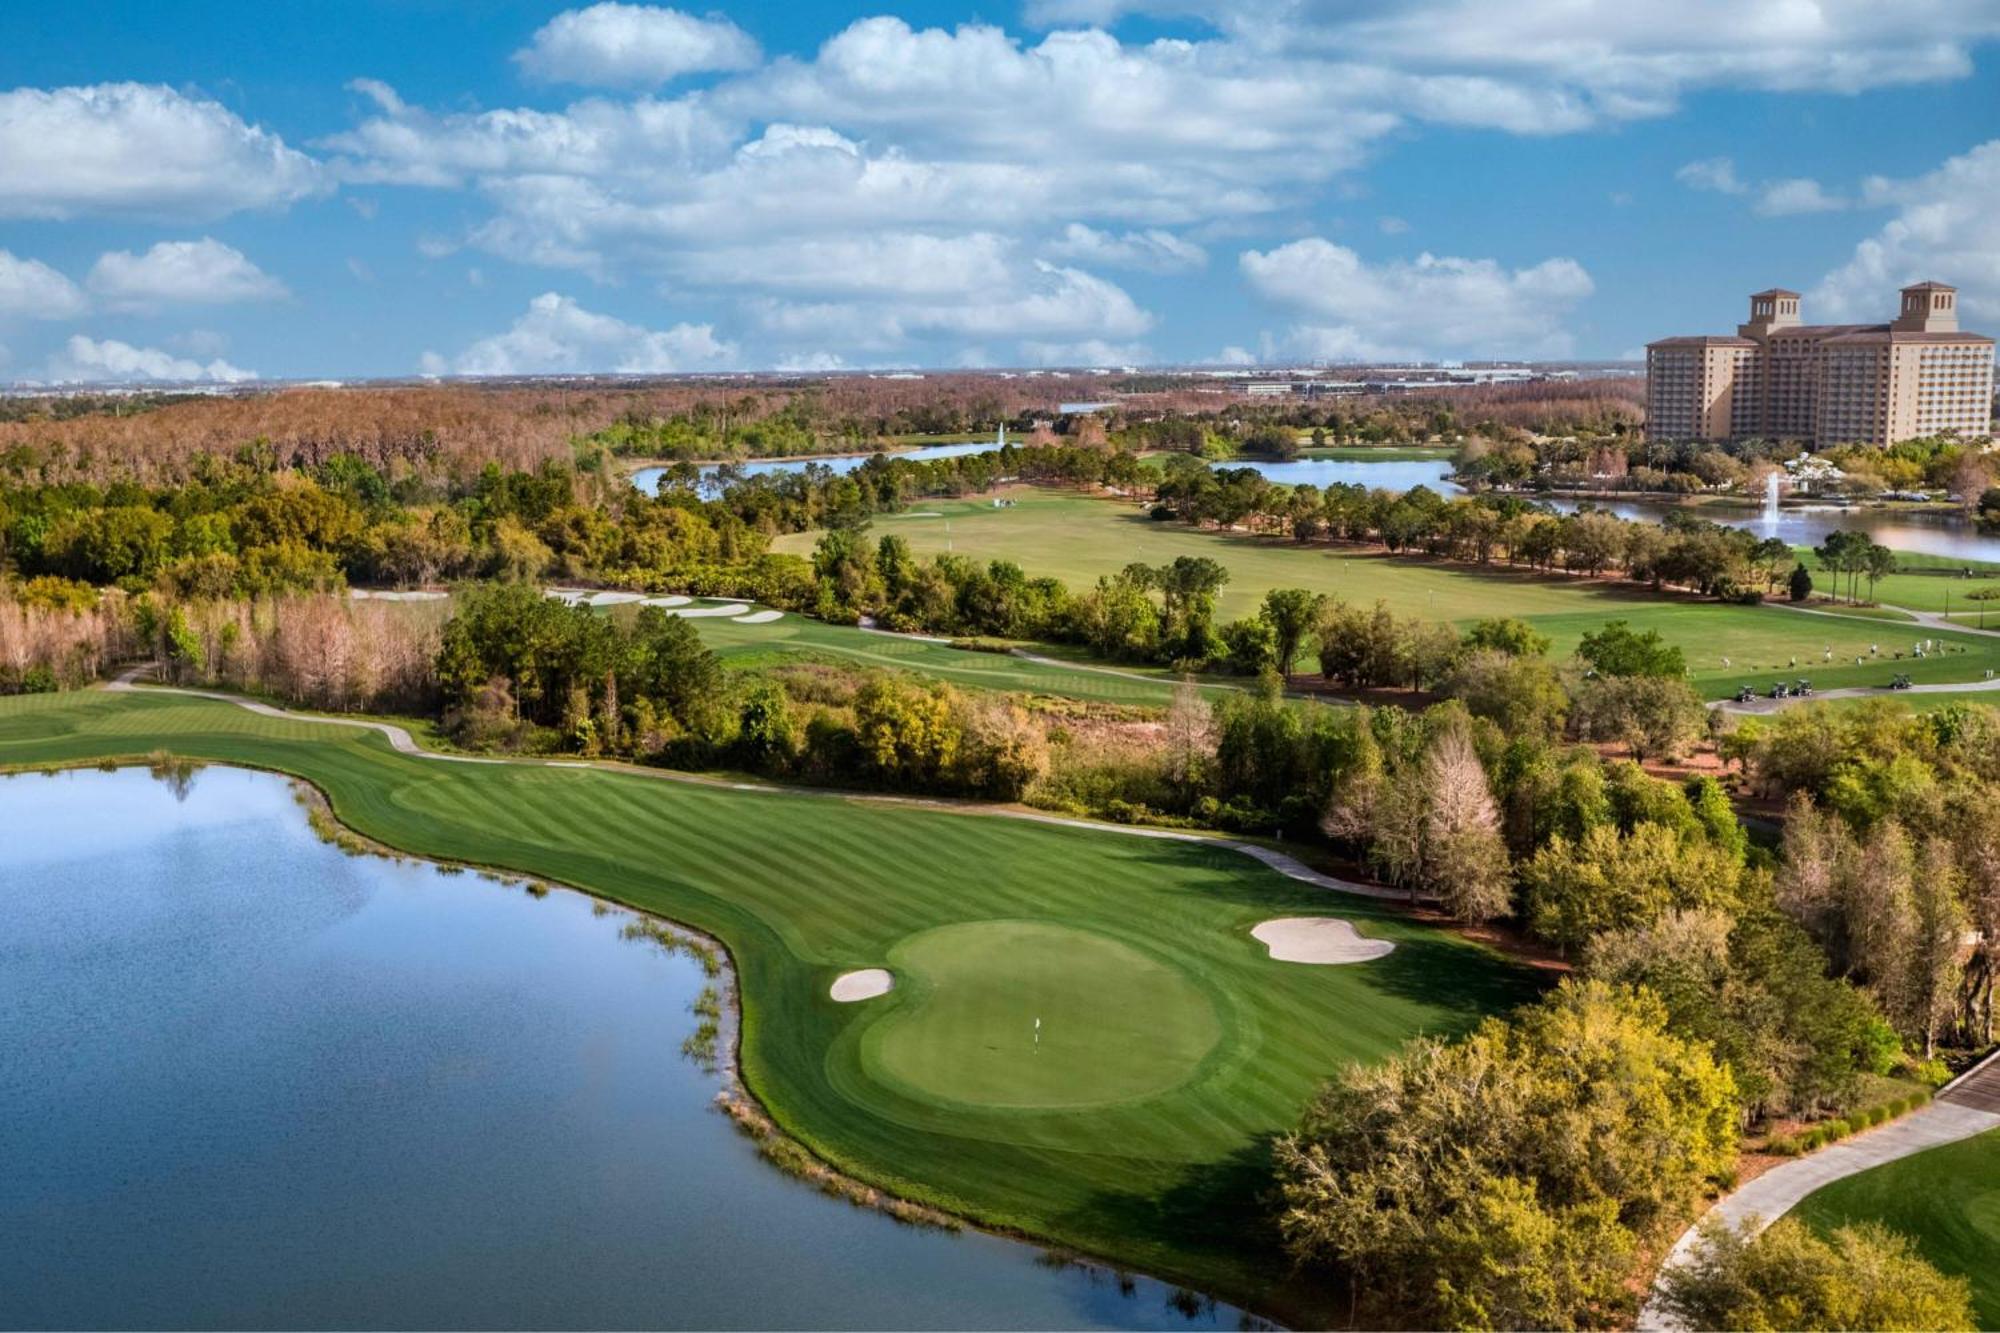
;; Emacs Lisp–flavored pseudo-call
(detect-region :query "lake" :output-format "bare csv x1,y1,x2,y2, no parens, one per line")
631,440,998,494
0,766,1248,1331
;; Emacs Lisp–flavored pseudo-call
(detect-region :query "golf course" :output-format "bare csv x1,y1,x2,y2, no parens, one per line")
1794,1127,2000,1328
0,685,1536,1320
775,489,2000,697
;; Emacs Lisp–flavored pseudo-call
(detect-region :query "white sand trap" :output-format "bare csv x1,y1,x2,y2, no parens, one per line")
666,602,750,617
584,591,643,606
830,968,894,1002
891,511,943,518
1252,917,1395,965
352,588,448,602
734,609,784,624
640,595,692,607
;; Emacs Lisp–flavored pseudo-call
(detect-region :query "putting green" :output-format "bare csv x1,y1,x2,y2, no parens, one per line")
862,920,1223,1110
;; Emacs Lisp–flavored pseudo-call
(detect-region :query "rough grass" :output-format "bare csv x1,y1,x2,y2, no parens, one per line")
0,687,1537,1322
774,490,2000,697
1793,1126,2000,1328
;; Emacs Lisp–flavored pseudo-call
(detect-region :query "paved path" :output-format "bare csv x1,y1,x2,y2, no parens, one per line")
1638,1050,2000,1330
103,667,1400,903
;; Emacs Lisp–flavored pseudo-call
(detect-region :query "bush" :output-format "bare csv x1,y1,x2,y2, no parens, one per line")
1765,1132,1803,1157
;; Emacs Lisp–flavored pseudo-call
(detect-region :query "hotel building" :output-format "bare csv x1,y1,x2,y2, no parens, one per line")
1646,283,1994,445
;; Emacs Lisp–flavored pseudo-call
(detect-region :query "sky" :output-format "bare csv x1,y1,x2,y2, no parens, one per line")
1,0,1997,382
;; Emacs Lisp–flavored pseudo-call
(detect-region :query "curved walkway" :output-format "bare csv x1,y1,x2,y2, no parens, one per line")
103,667,1398,902
1638,1050,2000,1330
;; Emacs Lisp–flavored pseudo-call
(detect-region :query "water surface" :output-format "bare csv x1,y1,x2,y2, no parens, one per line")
1,766,1247,1331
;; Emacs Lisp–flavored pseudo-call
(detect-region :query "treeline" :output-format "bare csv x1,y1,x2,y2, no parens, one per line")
1458,426,1994,501
1154,464,1854,603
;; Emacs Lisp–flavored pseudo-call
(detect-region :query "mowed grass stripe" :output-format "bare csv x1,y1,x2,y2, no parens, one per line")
0,688,1537,1323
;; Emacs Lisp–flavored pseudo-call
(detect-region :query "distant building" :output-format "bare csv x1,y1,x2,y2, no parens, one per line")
1646,283,1994,445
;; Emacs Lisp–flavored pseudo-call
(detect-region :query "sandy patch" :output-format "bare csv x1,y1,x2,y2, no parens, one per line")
733,609,784,624
667,602,751,618
583,591,643,606
830,968,894,1002
352,588,448,602
891,511,944,518
640,595,693,607
1252,917,1395,965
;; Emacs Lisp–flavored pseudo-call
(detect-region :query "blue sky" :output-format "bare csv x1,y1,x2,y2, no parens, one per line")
1,0,1997,381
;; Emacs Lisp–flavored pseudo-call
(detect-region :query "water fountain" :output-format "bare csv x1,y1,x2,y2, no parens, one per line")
1763,471,1781,528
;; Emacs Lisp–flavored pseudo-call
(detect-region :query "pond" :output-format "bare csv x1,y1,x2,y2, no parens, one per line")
631,440,998,494
0,766,1250,1331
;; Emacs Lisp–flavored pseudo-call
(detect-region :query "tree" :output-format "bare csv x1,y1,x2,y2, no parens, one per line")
1448,649,1569,738
1660,1217,1975,1333
1788,561,1814,602
1577,619,1686,678
1421,724,1511,922
1260,587,1326,677
1909,836,1970,1055
1571,674,1706,761
1275,981,1736,1330
1463,616,1551,658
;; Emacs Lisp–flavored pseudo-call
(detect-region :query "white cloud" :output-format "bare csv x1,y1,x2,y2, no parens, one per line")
1814,138,2000,323
1215,344,1258,365
1025,1,2000,113
1754,177,1847,216
0,251,87,320
1676,156,1745,195
444,292,737,375
1019,338,1149,366
1044,223,1206,272
49,334,256,383
0,83,322,220
86,238,287,308
774,351,845,372
516,4,761,85
1240,239,1593,359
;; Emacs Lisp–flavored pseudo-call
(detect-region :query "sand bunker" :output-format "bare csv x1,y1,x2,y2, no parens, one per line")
1252,918,1395,965
352,589,448,602
667,602,751,618
639,595,693,607
830,968,894,1002
734,609,784,624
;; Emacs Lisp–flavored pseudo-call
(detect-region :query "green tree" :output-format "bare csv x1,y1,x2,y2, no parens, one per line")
1260,587,1326,677
1661,1217,1975,1332
1577,619,1687,678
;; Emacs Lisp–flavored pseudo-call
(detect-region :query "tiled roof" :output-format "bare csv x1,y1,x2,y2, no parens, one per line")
1647,335,1757,348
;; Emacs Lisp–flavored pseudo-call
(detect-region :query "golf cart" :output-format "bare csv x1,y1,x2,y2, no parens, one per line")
1890,673,1914,690
1794,679,1813,697
1735,684,1756,704
1768,682,1789,699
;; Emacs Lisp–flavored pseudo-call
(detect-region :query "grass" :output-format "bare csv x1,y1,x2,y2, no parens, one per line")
1793,1127,2000,1328
776,490,2000,697
0,686,1537,1322
690,612,1229,706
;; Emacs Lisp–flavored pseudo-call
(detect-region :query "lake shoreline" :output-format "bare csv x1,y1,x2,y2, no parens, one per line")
11,751,1274,1329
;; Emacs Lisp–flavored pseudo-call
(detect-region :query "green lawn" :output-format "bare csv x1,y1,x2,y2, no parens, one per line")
1794,1127,2000,1328
692,611,1224,706
777,491,2000,697
0,687,1536,1322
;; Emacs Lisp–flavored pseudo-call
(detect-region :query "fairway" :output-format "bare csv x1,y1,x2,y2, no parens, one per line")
1794,1127,2000,1327
0,687,1535,1321
775,490,2000,697
691,610,1225,706
865,920,1224,1111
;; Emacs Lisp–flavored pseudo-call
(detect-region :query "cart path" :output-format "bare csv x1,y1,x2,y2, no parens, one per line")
1638,1049,2000,1330
102,666,1402,901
